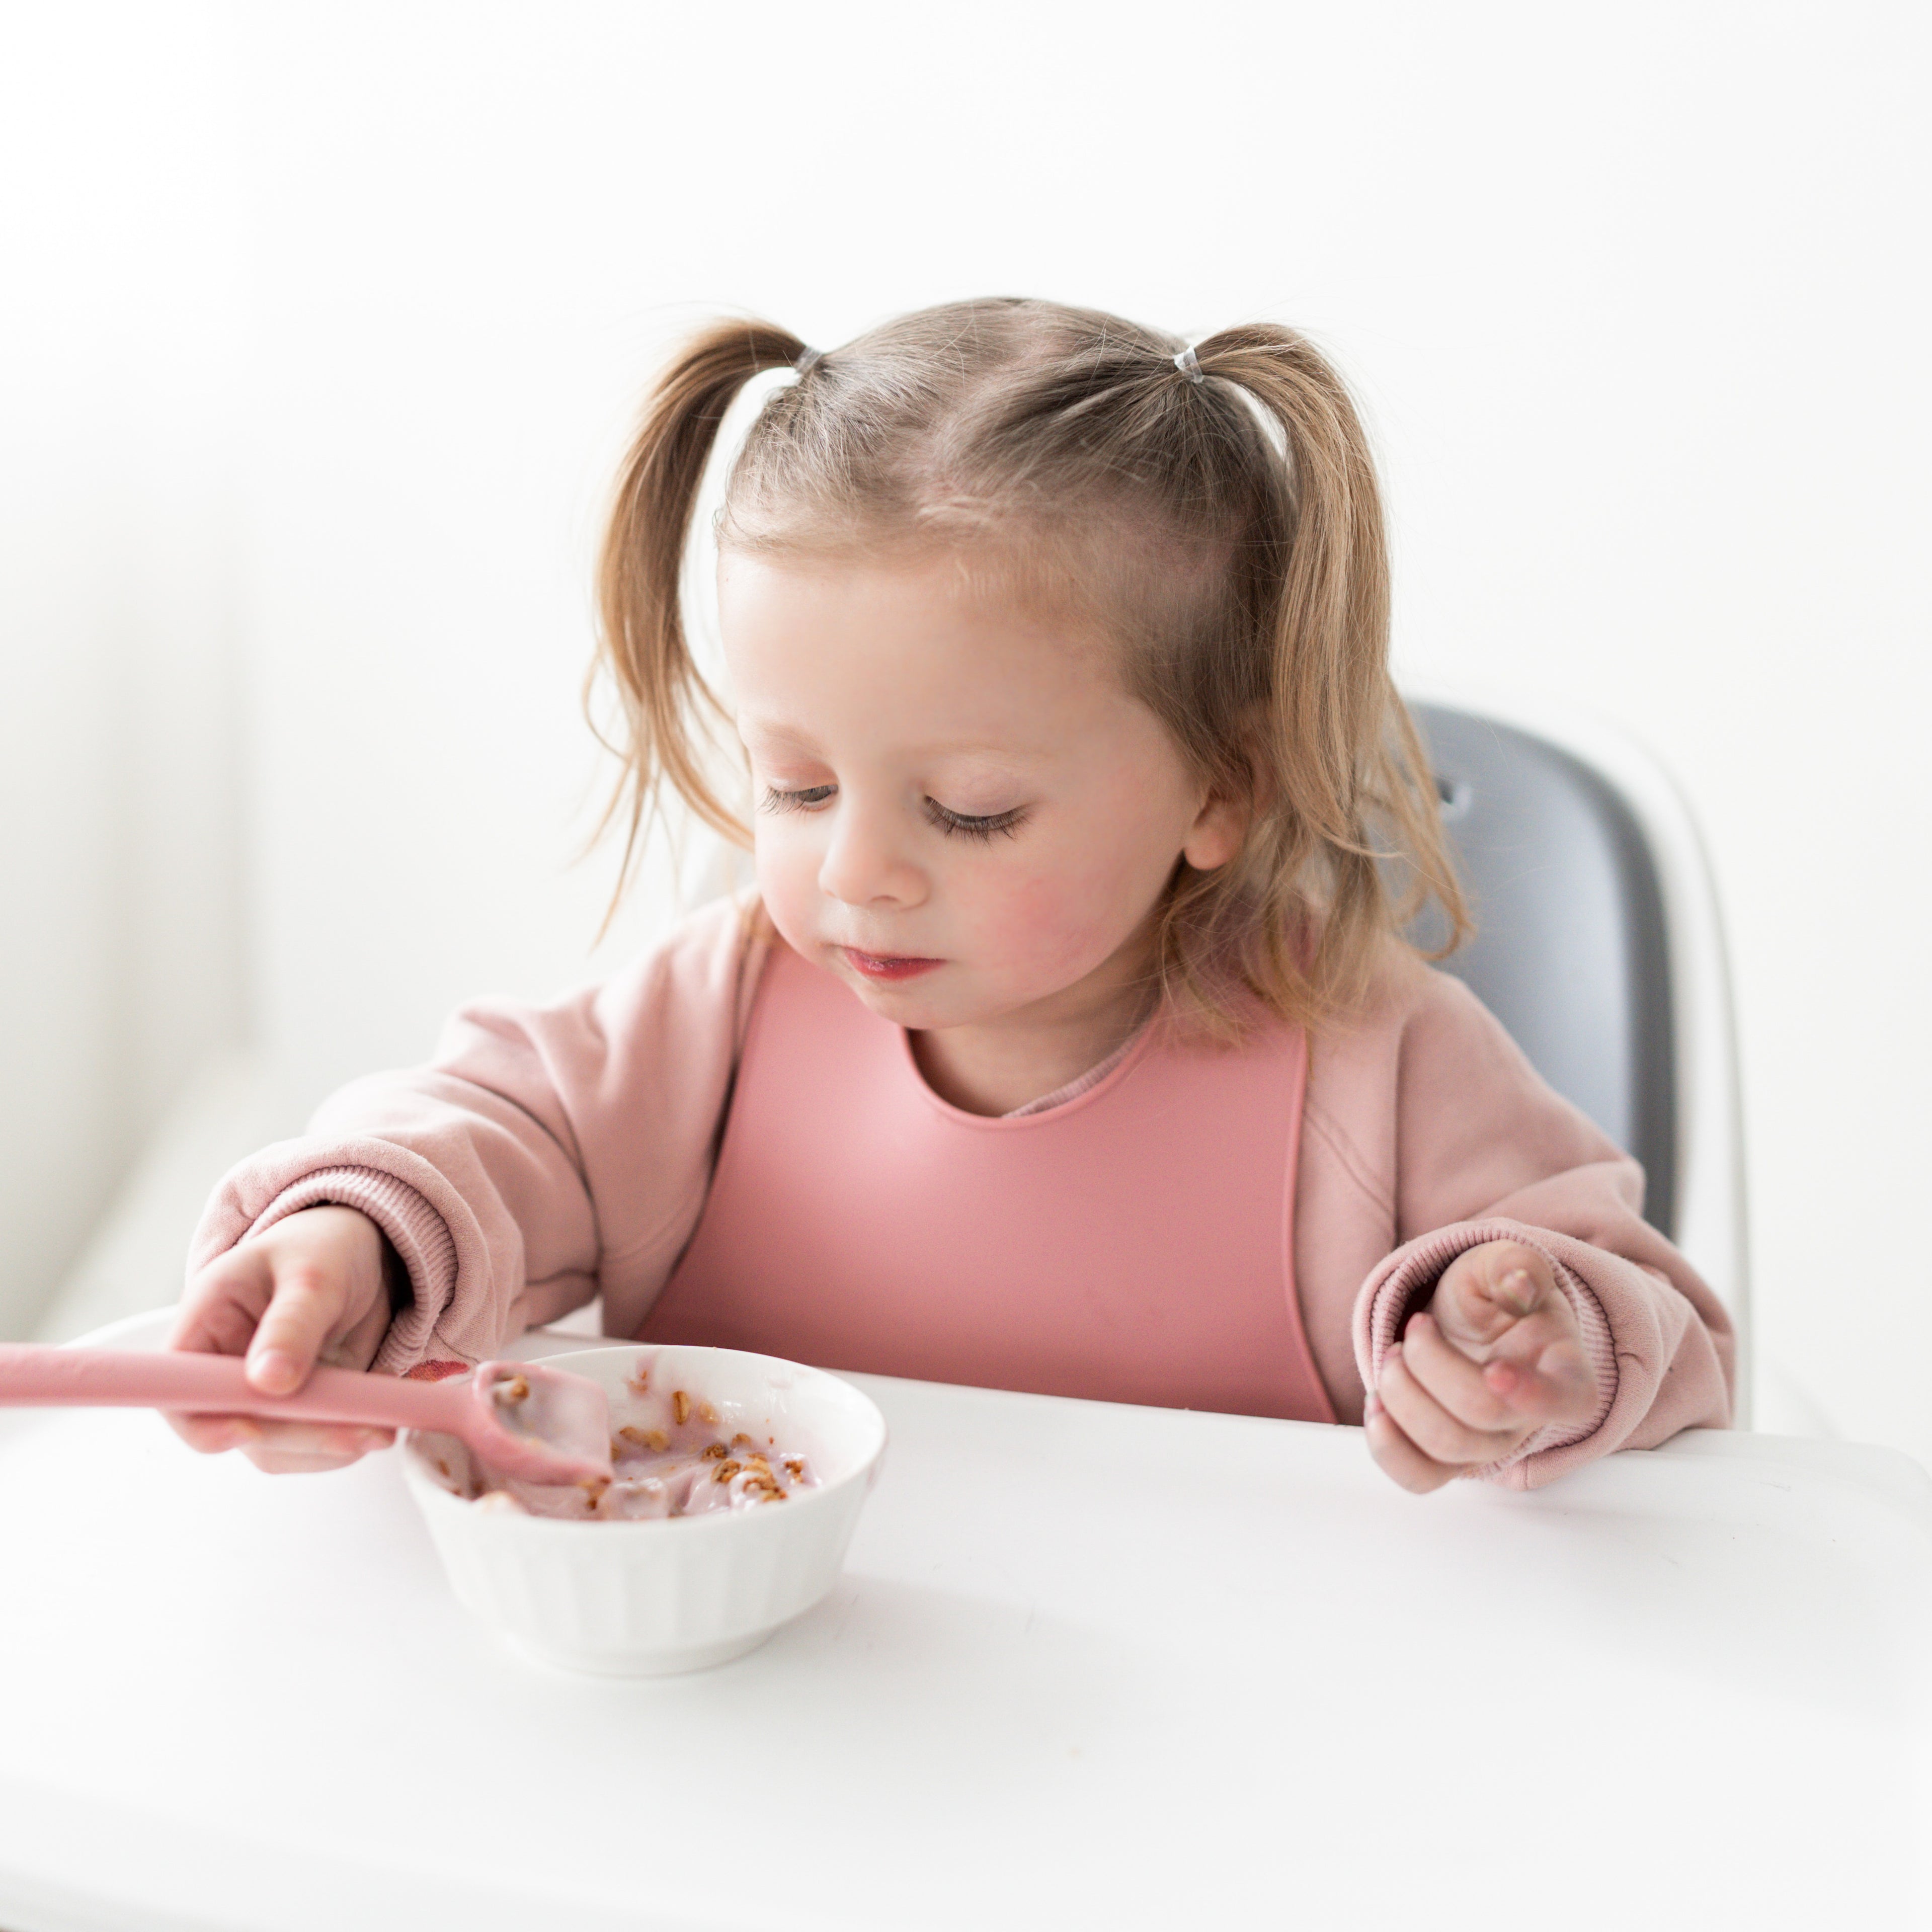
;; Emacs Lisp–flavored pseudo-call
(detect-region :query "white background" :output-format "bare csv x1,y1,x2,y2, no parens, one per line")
3,3,1928,1456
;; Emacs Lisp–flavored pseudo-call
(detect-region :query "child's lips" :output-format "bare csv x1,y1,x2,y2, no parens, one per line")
839,947,943,982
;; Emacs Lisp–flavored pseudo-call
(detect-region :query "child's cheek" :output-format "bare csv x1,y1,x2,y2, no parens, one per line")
968,855,1130,984
751,824,821,950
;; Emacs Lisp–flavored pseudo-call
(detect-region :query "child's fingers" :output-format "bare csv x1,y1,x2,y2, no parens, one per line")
165,1410,392,1466
1377,1344,1526,1468
165,1410,262,1456
1433,1242,1561,1349
1484,1316,1599,1428
242,1449,374,1475
244,1267,349,1396
1362,1396,1457,1494
164,1212,394,1473
1398,1312,1521,1431
237,1422,394,1473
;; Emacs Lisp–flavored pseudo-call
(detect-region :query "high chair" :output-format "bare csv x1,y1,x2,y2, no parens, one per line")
1406,692,1750,1416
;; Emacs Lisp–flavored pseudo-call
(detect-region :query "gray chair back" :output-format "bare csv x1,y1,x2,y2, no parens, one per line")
1408,702,1677,1239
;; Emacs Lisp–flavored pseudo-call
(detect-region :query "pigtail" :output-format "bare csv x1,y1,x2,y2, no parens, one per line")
1182,325,1471,1020
590,318,809,914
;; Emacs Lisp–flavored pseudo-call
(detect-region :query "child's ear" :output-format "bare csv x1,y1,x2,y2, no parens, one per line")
1182,790,1249,871
1182,734,1264,872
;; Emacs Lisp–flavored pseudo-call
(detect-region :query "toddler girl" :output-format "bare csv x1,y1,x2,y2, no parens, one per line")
171,298,1732,1492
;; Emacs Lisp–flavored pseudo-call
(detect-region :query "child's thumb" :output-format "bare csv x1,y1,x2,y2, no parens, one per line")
1438,1239,1556,1343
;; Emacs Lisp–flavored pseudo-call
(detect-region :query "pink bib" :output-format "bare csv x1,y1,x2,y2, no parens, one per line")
639,944,1334,1423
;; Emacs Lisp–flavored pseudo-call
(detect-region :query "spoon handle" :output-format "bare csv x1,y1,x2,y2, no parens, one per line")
0,1344,466,1434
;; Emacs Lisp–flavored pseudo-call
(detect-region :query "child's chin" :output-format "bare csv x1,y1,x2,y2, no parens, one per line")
831,964,975,1028
840,975,951,1023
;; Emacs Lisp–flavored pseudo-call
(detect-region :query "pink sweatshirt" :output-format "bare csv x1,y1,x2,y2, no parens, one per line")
188,896,1734,1488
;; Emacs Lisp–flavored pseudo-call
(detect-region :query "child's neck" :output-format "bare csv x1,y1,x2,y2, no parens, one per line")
908,955,1156,1118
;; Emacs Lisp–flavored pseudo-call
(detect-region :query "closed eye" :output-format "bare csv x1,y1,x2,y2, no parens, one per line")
761,784,836,814
924,799,1028,841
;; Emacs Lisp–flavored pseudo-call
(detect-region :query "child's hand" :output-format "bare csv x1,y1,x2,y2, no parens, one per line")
1364,1239,1598,1493
166,1205,397,1473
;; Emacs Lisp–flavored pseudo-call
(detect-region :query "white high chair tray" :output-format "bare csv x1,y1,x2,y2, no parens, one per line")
0,1311,1926,1932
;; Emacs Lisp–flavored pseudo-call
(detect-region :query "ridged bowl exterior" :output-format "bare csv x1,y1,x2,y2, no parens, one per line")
403,1345,886,1674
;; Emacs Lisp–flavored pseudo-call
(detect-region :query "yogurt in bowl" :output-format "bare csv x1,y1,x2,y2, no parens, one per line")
402,1344,887,1675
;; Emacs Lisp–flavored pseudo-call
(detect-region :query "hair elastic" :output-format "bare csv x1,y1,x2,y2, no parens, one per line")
1173,345,1205,385
794,345,824,375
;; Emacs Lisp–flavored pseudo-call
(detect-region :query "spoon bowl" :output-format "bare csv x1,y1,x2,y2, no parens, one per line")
463,1361,613,1486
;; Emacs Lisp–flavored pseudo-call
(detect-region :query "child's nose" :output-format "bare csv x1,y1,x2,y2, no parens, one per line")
817,802,925,909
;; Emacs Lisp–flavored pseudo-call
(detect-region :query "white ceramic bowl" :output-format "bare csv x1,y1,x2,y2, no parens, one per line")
401,1343,887,1675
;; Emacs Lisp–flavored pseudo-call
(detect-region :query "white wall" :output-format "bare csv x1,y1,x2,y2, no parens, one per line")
0,6,246,1333
8,2,1930,1458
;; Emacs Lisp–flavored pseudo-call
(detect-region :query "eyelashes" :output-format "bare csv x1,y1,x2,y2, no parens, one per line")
760,786,1027,843
762,785,836,814
923,799,1028,842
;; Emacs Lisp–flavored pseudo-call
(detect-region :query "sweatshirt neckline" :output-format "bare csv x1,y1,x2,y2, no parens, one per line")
894,1011,1160,1131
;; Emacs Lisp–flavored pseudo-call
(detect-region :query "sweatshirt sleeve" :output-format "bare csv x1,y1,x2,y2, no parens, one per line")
1347,970,1735,1489
186,897,764,1375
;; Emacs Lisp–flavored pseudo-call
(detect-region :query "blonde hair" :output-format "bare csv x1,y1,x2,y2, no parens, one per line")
593,298,1468,1034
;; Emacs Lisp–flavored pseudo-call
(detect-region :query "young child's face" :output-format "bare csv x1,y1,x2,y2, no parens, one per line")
719,551,1240,1034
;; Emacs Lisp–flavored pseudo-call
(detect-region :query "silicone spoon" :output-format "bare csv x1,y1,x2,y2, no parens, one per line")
0,1345,614,1486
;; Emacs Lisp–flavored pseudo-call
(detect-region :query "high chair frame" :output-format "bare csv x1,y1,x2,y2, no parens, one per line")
1405,686,1751,1422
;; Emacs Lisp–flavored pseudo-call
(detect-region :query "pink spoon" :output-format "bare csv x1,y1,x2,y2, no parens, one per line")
0,1345,614,1487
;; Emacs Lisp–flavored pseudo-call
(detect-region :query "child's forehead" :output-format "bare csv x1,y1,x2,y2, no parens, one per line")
735,707,1060,768
720,552,1128,712
718,546,1108,643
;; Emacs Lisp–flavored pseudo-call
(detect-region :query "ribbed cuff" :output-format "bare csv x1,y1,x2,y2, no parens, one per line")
1362,1220,1618,1480
243,1165,458,1372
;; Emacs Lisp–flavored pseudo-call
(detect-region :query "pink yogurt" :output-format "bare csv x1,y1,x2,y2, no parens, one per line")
431,1364,818,1521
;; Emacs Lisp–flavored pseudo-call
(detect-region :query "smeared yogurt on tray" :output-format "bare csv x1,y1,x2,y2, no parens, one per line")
426,1363,817,1520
